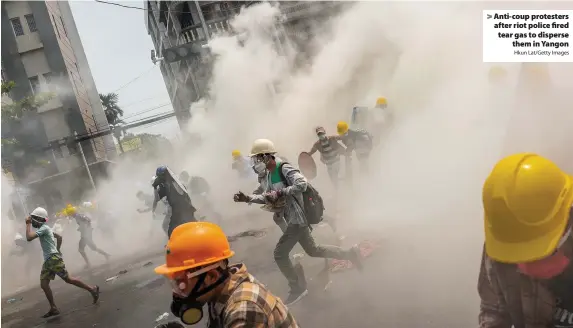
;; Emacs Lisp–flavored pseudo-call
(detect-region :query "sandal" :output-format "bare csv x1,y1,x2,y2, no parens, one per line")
91,285,100,304
42,309,60,318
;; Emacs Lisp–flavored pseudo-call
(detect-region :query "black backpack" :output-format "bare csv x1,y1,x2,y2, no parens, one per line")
278,162,324,225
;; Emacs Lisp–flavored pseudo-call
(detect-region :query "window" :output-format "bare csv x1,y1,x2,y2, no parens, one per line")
43,72,55,91
52,14,60,38
29,76,40,94
25,14,37,32
10,17,24,36
59,17,68,36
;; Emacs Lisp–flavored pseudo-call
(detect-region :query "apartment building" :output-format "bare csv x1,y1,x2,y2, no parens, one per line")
1,1,116,209
145,1,345,127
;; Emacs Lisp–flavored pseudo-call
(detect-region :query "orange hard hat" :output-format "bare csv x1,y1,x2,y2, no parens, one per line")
155,222,235,276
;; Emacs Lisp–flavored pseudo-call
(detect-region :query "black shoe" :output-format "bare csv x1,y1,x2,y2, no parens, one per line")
285,287,308,306
349,246,363,272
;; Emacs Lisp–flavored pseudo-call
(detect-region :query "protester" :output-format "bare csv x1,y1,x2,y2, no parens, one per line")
152,166,197,237
154,222,299,327
64,205,110,268
234,139,362,305
25,207,100,318
478,153,572,328
335,121,373,174
308,126,346,187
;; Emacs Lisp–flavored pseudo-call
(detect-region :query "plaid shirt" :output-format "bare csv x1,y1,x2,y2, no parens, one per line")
478,236,573,328
207,264,298,328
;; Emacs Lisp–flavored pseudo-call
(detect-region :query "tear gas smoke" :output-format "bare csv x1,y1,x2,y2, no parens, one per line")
2,4,572,321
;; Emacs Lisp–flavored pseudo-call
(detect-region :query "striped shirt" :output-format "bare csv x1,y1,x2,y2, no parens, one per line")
208,264,299,328
311,136,343,166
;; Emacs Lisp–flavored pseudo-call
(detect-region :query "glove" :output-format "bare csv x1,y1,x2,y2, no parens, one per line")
233,191,250,203
263,190,284,203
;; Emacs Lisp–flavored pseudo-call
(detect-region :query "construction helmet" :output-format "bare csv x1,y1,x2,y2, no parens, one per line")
250,139,277,156
375,97,387,106
483,153,573,263
31,207,49,220
315,126,326,134
64,204,77,216
232,150,241,159
337,121,349,135
155,222,235,276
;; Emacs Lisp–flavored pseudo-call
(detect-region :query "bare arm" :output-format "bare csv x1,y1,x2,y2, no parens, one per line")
25,220,37,241
308,141,319,156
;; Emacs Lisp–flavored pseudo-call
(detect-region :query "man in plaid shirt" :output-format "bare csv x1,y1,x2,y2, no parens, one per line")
155,222,298,328
478,153,573,328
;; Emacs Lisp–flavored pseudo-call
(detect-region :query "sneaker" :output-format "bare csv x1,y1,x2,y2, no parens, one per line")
349,246,363,272
285,288,308,306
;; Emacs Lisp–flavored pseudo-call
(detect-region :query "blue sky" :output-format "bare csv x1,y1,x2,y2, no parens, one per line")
69,0,180,138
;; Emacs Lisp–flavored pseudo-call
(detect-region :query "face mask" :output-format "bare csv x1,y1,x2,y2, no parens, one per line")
518,227,571,279
318,134,327,140
253,162,266,175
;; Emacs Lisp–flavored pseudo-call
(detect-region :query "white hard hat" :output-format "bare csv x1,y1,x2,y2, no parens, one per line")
250,139,276,156
82,201,93,208
31,207,49,220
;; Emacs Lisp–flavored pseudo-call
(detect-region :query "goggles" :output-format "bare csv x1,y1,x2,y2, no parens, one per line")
168,262,223,298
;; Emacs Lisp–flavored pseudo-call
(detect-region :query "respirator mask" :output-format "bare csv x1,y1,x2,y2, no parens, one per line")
31,215,46,228
169,262,229,325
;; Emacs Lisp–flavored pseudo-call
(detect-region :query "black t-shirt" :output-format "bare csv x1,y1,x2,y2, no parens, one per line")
550,265,573,328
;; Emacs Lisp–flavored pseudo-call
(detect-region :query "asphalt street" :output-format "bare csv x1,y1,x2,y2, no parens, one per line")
1,211,483,328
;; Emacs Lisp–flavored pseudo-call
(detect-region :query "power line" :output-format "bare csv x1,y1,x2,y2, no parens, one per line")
111,65,158,94
93,0,248,14
121,103,172,121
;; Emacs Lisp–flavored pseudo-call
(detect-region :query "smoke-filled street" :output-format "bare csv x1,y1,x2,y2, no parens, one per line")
2,216,481,328
2,1,573,328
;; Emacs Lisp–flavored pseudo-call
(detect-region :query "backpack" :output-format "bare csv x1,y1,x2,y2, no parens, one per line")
278,162,324,225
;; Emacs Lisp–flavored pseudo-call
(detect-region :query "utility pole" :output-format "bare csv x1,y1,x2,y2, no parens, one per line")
75,132,97,194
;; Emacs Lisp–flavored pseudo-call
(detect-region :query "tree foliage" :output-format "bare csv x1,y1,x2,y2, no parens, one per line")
99,92,124,125
1,81,55,174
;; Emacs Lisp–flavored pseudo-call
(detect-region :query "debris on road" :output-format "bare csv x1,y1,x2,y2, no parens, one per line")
155,312,169,322
330,240,380,273
6,297,23,304
228,228,267,242
105,269,130,283
142,261,153,267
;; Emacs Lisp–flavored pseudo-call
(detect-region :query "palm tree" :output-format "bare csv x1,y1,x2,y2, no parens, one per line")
100,93,125,153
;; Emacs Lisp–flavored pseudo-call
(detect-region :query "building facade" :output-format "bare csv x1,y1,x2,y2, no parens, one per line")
145,1,345,128
1,1,116,178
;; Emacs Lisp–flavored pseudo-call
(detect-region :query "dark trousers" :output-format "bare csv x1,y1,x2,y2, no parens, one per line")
274,224,352,290
167,211,196,238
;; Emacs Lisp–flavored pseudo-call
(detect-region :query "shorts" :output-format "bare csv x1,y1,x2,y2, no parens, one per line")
40,254,69,281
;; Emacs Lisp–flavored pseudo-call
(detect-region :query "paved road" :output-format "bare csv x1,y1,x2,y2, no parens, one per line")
1,213,483,328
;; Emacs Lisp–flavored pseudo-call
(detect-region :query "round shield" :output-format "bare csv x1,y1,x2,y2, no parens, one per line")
298,152,317,180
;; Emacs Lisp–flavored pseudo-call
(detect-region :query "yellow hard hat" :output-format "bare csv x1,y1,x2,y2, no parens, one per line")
337,121,349,135
375,97,387,106
64,204,77,216
482,153,573,263
232,150,241,158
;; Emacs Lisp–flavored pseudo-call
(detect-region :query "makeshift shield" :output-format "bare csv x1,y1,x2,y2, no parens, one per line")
298,152,317,180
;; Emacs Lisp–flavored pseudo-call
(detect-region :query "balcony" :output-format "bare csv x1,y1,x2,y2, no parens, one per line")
179,18,233,45
279,1,343,23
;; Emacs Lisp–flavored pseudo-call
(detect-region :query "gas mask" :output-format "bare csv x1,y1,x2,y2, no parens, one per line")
31,216,45,229
318,133,327,141
169,263,229,325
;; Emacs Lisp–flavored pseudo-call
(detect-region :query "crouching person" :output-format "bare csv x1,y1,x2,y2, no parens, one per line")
25,207,100,318
154,222,299,327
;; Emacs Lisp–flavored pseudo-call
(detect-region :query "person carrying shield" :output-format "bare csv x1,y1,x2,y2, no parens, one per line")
152,166,197,238
154,222,299,328
336,121,373,174
308,126,346,187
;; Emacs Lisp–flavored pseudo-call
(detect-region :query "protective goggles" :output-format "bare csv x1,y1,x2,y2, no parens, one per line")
168,262,223,298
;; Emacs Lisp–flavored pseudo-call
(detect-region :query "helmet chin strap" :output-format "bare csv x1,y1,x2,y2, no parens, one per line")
186,263,230,301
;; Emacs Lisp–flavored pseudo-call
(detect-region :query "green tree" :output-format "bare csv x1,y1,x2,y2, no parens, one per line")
99,92,125,153
1,81,55,175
